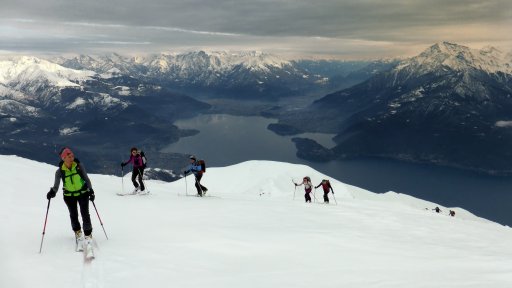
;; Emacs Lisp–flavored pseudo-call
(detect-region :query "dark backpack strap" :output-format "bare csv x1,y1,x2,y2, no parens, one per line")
58,158,87,190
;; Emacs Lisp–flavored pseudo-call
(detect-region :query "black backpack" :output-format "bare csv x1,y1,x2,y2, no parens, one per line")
140,151,147,169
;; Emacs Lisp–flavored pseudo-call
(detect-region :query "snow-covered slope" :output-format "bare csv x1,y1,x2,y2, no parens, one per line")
0,56,95,87
1,155,511,288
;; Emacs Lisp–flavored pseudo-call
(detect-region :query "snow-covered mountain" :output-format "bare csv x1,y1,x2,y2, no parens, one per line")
0,56,210,180
394,42,512,77
274,42,512,174
0,56,95,87
0,56,128,115
54,51,360,98
2,155,511,288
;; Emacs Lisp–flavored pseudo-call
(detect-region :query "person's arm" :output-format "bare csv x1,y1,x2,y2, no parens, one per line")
122,155,134,166
184,164,193,174
77,162,93,190
51,169,61,193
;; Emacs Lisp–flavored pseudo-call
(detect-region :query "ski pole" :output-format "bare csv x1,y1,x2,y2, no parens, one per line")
91,201,109,240
332,191,338,205
121,166,125,194
292,180,297,200
39,199,51,253
184,173,188,196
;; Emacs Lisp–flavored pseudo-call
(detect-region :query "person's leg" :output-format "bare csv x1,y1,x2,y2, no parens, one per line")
305,192,311,203
195,174,204,196
64,196,81,232
131,168,140,190
78,193,93,236
138,169,145,191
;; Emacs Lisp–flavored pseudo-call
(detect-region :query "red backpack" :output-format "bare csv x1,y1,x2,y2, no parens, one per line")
198,160,206,173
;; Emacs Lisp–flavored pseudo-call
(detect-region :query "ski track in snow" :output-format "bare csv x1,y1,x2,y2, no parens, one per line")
2,155,512,288
82,241,103,288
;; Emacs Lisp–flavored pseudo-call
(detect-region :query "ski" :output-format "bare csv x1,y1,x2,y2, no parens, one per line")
117,191,150,196
83,239,95,262
116,192,136,196
179,194,220,198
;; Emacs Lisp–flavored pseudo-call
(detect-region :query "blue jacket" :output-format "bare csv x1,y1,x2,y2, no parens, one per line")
185,162,203,176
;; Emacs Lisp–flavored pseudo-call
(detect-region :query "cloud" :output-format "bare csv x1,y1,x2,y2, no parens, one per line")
0,0,511,58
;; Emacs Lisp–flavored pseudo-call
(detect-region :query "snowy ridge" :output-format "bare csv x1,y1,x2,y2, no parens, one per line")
0,99,40,117
141,50,292,73
0,56,129,114
0,56,95,87
394,42,512,76
2,155,512,288
54,50,292,75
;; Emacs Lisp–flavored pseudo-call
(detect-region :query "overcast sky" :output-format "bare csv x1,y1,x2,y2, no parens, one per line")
1,0,511,59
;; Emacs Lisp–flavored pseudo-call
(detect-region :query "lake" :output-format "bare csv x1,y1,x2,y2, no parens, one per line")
162,114,512,226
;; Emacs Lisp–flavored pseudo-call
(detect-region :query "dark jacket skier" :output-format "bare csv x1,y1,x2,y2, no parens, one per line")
121,147,145,193
315,179,334,203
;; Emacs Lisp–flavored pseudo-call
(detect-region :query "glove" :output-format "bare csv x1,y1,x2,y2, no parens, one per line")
183,170,188,175
47,188,56,200
88,189,95,201
121,162,126,167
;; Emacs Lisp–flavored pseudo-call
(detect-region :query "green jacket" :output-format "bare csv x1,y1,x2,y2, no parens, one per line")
51,159,92,197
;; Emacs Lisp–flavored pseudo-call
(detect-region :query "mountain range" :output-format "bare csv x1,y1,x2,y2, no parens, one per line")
274,42,512,174
3,43,511,175
0,56,209,176
1,52,384,176
52,51,392,98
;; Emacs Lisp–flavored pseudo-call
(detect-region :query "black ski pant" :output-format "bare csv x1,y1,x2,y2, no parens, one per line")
323,191,329,203
132,168,145,191
64,193,92,236
195,174,207,196
305,191,312,203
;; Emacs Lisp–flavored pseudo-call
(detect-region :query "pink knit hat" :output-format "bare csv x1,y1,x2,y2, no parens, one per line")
60,148,74,160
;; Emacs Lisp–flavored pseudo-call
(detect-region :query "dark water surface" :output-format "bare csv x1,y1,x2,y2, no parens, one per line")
163,114,512,226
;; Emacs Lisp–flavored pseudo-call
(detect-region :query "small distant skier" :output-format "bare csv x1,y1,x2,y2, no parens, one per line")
295,176,313,203
184,155,208,197
121,147,146,194
449,210,456,217
433,206,442,213
46,147,95,252
315,179,334,203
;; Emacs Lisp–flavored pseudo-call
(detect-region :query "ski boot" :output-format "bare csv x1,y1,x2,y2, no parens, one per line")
75,230,84,252
83,235,95,259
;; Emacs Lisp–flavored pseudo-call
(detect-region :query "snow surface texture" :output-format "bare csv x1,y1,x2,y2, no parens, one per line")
1,155,511,288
